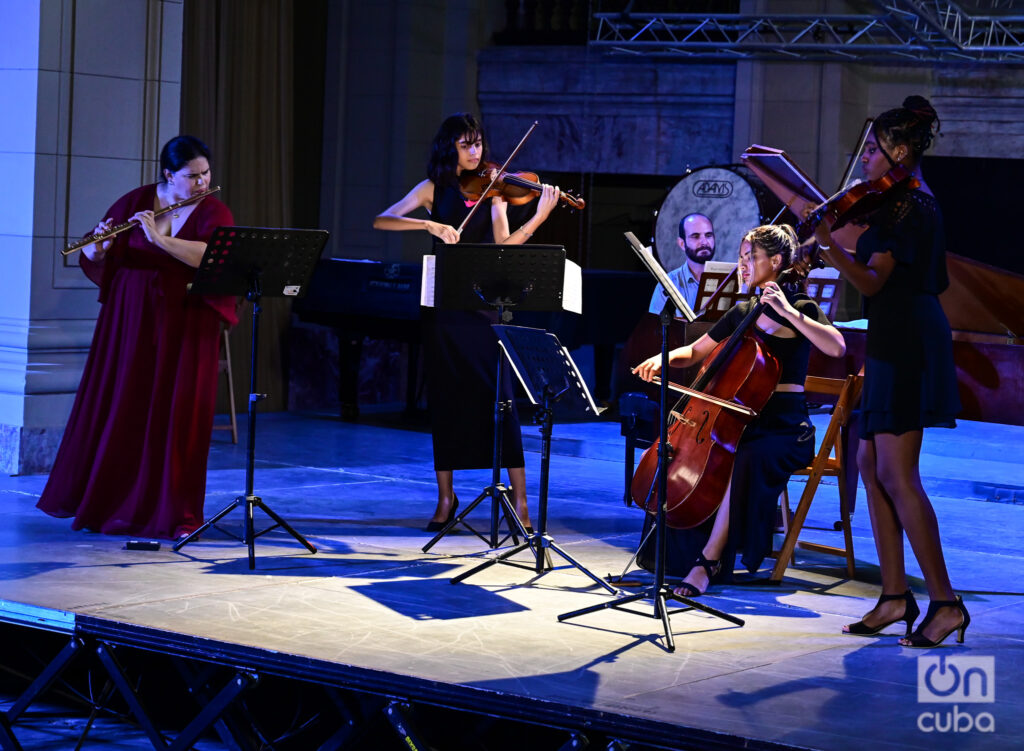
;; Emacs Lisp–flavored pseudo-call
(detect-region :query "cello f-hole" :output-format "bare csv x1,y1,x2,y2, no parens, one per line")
695,410,710,444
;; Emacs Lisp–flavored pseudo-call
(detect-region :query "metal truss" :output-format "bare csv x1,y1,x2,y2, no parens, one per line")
589,1,1024,62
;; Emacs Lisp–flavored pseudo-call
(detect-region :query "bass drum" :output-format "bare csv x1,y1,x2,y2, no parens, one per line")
654,166,777,273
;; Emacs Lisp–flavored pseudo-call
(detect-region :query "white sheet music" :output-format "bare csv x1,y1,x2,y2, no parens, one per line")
420,255,436,307
562,259,582,315
623,232,696,322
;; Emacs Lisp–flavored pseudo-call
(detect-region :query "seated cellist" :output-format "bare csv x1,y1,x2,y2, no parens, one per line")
633,225,846,596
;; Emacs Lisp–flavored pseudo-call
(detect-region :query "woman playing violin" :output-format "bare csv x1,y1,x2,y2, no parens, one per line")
811,96,967,648
634,225,846,597
374,112,559,531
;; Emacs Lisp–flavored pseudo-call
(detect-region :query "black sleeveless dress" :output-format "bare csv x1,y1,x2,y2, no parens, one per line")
421,182,525,470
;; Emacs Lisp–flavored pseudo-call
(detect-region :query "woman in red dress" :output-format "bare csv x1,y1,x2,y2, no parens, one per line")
37,135,236,540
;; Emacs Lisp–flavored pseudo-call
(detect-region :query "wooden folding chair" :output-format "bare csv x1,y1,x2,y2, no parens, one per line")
771,373,863,582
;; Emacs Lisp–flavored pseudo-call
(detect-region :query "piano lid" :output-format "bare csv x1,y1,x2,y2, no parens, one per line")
941,253,1024,342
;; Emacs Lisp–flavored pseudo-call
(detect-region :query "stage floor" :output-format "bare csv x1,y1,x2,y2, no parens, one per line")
1,410,1022,750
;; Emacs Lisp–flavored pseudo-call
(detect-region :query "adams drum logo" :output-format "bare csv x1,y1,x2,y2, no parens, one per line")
691,179,734,199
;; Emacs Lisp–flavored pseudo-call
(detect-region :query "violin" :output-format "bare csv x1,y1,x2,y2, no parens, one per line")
796,164,920,241
459,161,586,211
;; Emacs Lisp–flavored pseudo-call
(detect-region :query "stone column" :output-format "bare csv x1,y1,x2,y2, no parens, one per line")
0,0,183,474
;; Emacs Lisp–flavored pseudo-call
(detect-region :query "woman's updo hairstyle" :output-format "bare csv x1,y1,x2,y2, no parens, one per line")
159,135,211,181
743,224,798,270
743,224,802,290
427,112,486,187
873,95,940,163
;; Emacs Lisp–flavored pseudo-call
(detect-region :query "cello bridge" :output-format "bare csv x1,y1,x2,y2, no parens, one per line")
670,410,697,428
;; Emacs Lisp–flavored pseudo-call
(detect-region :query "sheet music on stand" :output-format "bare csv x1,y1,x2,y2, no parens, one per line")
420,245,582,315
740,144,827,222
741,143,867,255
805,266,842,321
495,326,603,419
623,232,695,322
694,261,742,321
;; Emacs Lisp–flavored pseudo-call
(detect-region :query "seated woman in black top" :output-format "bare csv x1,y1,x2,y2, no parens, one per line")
633,224,846,597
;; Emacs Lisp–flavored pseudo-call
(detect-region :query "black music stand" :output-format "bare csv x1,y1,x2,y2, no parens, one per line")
174,226,329,569
422,244,577,554
450,326,618,593
558,233,743,652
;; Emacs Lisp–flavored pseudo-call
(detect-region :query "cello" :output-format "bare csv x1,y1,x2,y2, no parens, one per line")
629,256,814,529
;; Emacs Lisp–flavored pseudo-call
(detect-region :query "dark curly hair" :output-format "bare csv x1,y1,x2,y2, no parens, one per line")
873,95,941,164
427,113,486,187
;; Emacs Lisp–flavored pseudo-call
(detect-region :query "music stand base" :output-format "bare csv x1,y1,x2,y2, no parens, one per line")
174,494,317,570
421,484,526,554
450,532,618,593
558,584,744,652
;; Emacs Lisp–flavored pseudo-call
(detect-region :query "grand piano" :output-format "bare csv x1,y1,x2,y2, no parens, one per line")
291,258,656,417
292,258,423,418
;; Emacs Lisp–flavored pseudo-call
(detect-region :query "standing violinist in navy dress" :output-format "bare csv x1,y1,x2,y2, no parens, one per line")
812,96,968,647
634,225,847,597
374,113,559,531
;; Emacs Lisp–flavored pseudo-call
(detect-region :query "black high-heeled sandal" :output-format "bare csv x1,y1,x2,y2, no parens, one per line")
843,589,920,637
672,553,721,598
900,595,970,648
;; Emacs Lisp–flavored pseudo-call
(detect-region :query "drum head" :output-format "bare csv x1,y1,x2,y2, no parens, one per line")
655,166,766,272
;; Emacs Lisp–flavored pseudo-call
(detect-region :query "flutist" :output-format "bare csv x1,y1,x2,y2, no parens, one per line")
37,135,237,540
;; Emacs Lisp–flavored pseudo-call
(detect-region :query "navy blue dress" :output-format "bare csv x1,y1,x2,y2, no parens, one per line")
422,182,525,471
855,187,960,437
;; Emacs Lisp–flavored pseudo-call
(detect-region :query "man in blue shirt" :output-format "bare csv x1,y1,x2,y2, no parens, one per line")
648,213,716,314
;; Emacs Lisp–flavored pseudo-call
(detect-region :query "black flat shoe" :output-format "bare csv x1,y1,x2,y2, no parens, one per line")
424,499,458,533
844,589,920,637
900,595,970,648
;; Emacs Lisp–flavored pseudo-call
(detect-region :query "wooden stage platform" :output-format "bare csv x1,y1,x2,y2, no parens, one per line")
0,412,1021,750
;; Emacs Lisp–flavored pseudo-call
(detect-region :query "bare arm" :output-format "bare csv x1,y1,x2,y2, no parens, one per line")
373,179,460,244
493,185,560,245
632,334,718,382
760,283,847,358
133,211,207,268
814,221,895,298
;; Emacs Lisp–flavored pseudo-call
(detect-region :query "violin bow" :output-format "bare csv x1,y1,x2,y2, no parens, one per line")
455,120,538,236
838,118,873,192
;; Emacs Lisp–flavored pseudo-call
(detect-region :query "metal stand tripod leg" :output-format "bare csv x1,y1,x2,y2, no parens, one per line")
421,319,529,554
451,396,617,594
421,482,524,554
175,289,316,569
556,301,744,650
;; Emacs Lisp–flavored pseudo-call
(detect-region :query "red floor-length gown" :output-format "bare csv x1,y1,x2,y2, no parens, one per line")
37,184,237,539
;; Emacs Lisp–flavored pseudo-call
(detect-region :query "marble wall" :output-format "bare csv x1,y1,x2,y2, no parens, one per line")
477,46,736,176
1,0,183,474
